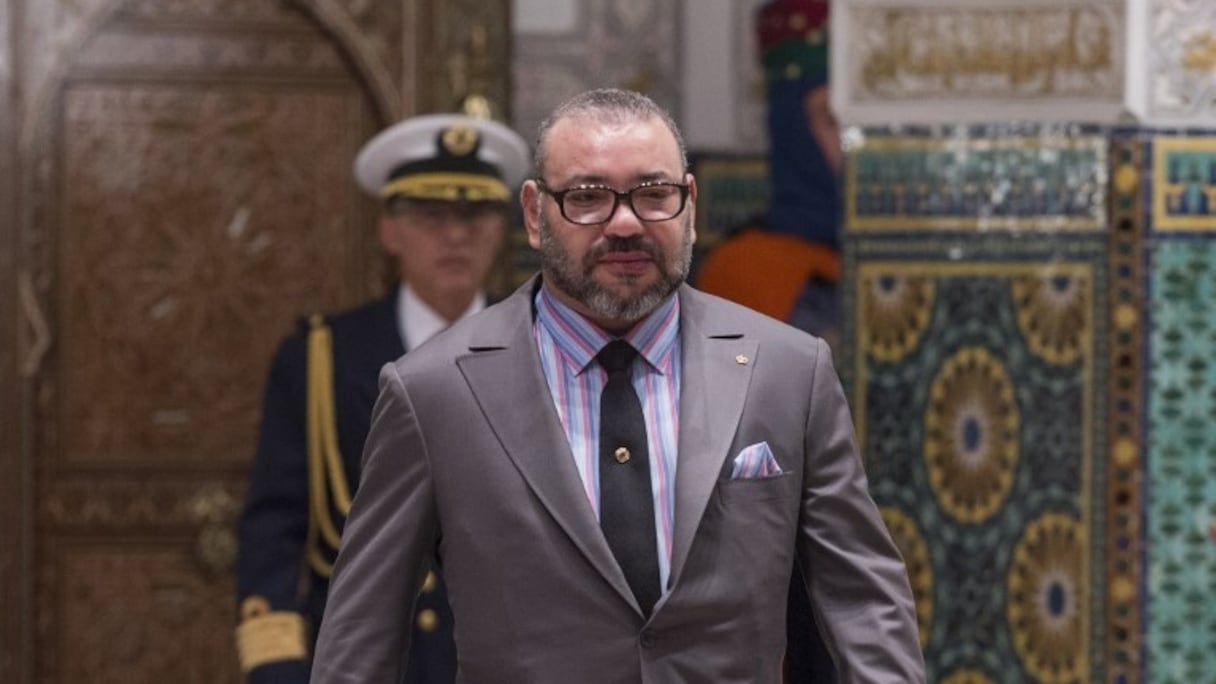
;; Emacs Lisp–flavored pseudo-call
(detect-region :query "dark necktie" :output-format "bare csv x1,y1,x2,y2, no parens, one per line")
596,340,661,615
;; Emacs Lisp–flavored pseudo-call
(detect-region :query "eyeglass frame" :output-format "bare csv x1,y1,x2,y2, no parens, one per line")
534,178,691,226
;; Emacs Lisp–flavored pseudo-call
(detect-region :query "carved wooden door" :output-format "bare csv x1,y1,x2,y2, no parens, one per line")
1,1,512,682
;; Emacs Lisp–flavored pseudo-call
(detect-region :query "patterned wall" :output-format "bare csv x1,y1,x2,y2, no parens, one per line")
8,1,510,681
844,126,1113,683
1144,132,1216,684
830,0,1216,680
843,124,1216,683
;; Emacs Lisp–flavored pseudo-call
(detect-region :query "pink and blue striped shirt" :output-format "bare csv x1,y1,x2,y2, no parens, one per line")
533,286,682,591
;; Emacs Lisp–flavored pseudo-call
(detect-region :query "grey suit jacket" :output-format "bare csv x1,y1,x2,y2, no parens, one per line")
311,277,924,684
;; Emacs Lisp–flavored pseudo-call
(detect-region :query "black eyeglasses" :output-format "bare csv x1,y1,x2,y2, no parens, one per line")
536,179,690,225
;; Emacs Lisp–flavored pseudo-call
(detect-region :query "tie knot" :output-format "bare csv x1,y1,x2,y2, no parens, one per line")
597,340,638,374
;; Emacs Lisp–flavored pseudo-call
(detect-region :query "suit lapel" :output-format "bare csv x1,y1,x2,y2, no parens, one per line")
668,286,756,586
455,281,638,608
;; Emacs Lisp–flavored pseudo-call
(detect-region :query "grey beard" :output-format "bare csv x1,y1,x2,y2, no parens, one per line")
538,215,693,324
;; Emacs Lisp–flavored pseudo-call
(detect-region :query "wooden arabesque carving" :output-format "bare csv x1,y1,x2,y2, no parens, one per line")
4,1,511,682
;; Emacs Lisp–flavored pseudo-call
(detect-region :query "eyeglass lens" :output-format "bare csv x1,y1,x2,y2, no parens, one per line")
559,184,685,224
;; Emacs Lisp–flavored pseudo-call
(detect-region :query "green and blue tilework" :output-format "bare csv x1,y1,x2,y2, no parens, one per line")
846,125,1108,232
1152,137,1216,232
1146,239,1216,683
688,154,769,249
848,242,1107,684
843,124,1116,682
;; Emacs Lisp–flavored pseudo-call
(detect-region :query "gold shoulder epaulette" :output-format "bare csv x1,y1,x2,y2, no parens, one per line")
305,315,353,577
234,596,308,672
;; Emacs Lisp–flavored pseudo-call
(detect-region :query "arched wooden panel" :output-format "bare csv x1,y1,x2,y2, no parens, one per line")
30,3,381,682
3,1,512,682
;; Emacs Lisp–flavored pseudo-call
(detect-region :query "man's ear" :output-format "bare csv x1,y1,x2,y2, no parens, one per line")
520,180,543,249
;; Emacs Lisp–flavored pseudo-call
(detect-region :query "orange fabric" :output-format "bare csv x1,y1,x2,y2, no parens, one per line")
697,230,840,322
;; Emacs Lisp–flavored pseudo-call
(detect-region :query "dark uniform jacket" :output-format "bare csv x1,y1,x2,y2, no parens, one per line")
236,292,456,684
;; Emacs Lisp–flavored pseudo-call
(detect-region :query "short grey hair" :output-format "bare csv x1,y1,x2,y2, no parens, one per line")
533,88,688,180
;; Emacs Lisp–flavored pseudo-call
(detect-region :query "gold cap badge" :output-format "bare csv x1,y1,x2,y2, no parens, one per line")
442,124,479,156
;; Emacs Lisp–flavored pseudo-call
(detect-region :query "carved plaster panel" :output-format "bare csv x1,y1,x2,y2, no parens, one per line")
1127,0,1216,124
513,0,682,143
832,0,1128,124
20,0,124,144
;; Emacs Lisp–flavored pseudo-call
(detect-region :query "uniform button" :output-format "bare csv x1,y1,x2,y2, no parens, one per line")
422,571,437,593
639,629,656,648
416,608,438,632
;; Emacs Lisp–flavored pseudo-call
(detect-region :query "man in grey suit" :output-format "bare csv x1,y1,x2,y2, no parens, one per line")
311,88,924,683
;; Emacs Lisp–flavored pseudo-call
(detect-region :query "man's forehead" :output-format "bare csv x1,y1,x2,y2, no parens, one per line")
546,116,682,177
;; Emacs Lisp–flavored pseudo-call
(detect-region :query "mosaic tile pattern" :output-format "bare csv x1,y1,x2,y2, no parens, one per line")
1147,239,1216,684
688,154,769,249
848,243,1108,684
841,124,1128,682
1151,136,1216,232
841,124,1216,684
1106,132,1146,684
845,125,1108,232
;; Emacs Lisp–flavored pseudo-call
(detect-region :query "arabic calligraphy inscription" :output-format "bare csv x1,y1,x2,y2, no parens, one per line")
852,6,1124,100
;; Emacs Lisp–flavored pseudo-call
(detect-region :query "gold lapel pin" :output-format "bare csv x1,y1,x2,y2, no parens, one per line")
614,447,631,464
735,354,749,365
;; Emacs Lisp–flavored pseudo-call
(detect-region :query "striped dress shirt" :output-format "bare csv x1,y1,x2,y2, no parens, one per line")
533,286,682,591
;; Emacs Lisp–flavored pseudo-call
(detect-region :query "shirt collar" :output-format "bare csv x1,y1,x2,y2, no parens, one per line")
398,283,486,351
534,284,680,374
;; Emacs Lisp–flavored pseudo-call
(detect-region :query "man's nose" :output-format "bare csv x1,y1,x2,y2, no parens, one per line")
601,199,644,238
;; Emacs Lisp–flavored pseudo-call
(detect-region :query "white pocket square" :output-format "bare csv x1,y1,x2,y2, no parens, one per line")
730,441,783,479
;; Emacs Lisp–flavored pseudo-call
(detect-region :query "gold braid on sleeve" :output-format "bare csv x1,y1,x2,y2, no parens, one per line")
305,315,353,578
234,596,309,672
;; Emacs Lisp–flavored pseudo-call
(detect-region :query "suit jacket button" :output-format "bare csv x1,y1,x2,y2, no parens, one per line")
639,629,656,648
416,608,439,632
